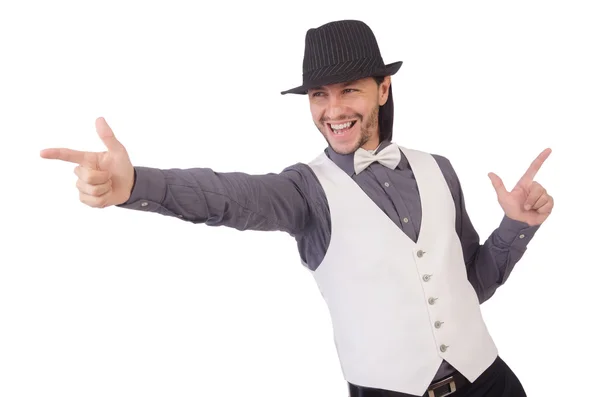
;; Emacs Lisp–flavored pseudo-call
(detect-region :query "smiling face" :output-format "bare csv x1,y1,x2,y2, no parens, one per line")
308,76,391,155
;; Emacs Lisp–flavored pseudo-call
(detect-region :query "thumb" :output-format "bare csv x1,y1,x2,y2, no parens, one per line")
95,117,124,152
488,172,508,199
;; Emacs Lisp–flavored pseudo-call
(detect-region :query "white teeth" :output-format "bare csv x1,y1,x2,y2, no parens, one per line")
330,121,353,130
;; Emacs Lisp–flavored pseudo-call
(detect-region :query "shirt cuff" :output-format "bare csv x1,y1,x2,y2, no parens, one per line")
496,215,540,251
116,166,167,212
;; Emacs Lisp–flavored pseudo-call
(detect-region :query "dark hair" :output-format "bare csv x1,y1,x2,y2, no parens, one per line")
373,76,394,142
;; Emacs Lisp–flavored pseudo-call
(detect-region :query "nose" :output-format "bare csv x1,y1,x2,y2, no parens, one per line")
324,94,346,121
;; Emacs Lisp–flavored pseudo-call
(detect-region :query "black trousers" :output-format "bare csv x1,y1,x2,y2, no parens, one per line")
348,356,527,397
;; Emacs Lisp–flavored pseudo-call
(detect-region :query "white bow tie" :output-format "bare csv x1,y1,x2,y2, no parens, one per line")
354,143,401,175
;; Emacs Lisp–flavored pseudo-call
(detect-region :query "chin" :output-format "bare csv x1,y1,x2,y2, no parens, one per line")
328,138,361,155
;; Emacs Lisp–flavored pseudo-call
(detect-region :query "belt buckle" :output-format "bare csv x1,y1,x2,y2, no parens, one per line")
427,376,457,397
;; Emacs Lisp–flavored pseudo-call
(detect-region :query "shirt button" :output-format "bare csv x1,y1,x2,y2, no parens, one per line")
141,201,148,207
384,182,390,187
417,250,425,258
423,274,432,282
519,234,525,239
434,321,443,329
440,344,449,353
428,297,437,305
403,217,409,223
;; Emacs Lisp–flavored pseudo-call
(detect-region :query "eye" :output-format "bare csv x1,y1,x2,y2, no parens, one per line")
311,91,325,97
343,88,358,94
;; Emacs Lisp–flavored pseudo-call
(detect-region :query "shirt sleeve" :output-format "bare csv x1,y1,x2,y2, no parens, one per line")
115,164,314,236
435,155,541,304
462,212,539,304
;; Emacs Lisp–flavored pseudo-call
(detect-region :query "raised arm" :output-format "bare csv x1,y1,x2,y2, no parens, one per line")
434,154,546,303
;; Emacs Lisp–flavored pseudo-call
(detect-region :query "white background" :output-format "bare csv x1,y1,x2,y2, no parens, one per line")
1,1,598,396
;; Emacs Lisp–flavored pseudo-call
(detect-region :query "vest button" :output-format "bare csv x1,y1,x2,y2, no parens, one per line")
423,274,432,282
440,344,449,352
434,321,443,328
428,297,437,305
417,250,425,258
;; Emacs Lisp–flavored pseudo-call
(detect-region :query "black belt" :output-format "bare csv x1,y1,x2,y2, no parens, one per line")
348,371,470,397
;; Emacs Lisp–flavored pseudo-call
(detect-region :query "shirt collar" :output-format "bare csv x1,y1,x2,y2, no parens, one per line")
325,140,405,176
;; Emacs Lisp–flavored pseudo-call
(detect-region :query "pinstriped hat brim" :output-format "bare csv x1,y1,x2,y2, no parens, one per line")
281,60,402,95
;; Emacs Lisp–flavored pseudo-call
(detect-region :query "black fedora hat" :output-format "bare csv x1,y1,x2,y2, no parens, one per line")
281,20,402,95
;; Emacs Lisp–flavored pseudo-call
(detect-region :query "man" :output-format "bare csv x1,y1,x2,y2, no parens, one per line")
40,20,552,397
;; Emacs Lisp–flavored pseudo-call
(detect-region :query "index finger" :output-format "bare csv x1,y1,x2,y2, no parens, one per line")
40,148,90,165
518,148,552,185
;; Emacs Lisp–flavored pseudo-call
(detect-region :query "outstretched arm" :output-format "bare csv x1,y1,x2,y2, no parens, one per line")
117,165,314,236
40,117,314,237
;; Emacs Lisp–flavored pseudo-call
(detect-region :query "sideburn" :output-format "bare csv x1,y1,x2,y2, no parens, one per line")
357,104,380,149
378,84,394,141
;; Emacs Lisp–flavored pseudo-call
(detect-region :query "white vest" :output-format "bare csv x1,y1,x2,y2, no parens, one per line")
306,145,498,395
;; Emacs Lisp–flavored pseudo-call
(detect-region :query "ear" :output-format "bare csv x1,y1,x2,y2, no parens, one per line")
378,75,392,106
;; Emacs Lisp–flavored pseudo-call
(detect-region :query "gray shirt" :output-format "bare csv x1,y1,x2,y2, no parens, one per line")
117,140,540,383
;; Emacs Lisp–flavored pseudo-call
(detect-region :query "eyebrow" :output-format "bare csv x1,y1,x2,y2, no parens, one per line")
310,81,359,92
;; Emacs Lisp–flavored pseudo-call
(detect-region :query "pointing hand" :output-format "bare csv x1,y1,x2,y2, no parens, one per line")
40,117,135,208
488,148,554,226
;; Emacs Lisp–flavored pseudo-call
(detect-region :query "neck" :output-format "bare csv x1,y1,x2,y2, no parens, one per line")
360,133,381,151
